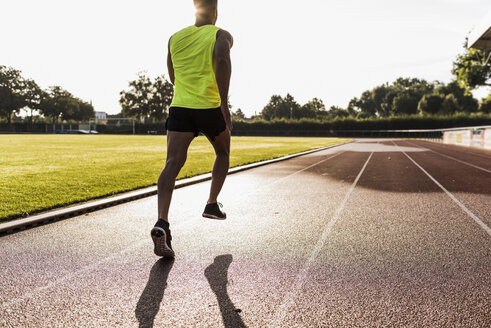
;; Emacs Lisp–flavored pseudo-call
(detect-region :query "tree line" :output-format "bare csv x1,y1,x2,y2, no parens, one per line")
119,72,174,122
0,65,94,124
345,78,490,118
118,75,491,123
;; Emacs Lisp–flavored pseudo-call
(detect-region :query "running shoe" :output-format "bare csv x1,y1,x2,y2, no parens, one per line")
202,202,227,220
151,226,175,258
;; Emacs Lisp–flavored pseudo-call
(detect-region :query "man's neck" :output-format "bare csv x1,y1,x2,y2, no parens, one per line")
195,21,214,27
195,16,214,27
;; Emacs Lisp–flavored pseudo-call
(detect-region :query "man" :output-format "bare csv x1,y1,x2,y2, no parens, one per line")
151,0,233,258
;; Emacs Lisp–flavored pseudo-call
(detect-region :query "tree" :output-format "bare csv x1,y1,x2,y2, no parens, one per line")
392,77,433,94
232,108,246,120
392,90,420,115
435,81,478,112
371,84,392,117
260,94,300,120
39,86,75,123
149,75,174,122
21,79,43,124
326,106,350,118
479,94,491,114
261,95,282,120
346,77,475,117
390,78,434,115
355,111,371,119
452,40,491,90
441,94,459,115
120,73,173,122
120,73,153,120
60,98,95,122
347,97,361,116
75,100,95,121
0,65,95,124
349,90,377,117
418,94,443,115
301,98,326,119
0,66,26,124
58,96,80,121
283,93,301,119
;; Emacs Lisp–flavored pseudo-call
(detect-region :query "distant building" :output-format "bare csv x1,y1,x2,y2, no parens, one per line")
95,111,107,123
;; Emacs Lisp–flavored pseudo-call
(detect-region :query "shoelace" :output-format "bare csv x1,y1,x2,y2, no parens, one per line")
216,202,223,208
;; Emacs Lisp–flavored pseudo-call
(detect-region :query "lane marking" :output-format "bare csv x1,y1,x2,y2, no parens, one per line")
422,141,491,160
2,147,350,308
271,151,374,326
405,140,491,174
392,141,491,237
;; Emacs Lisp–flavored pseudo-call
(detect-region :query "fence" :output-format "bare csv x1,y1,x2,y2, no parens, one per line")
0,123,79,134
441,125,491,150
233,129,443,138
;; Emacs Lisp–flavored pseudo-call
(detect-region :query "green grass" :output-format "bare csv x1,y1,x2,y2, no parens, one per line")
0,135,350,221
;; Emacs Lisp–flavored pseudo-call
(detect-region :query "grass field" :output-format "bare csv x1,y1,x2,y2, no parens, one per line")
0,135,350,221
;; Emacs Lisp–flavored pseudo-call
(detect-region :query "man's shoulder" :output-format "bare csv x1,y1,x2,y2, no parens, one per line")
217,29,232,37
216,29,233,46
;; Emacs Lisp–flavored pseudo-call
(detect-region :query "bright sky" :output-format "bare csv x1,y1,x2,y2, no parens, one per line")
1,0,490,117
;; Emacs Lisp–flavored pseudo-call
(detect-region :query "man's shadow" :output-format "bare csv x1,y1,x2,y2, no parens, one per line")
205,254,247,328
135,258,174,328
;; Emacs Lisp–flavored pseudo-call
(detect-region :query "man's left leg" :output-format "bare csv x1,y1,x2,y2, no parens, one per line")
202,129,230,219
153,130,195,258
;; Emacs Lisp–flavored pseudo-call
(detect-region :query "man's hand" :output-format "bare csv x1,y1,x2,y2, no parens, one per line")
221,102,233,132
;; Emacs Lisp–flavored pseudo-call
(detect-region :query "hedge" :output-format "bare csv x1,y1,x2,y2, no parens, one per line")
1,114,490,136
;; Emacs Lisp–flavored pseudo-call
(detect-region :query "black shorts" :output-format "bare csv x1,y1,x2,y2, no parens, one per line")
166,107,226,141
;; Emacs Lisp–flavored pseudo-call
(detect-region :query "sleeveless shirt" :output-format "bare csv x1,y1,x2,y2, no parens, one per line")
169,25,221,109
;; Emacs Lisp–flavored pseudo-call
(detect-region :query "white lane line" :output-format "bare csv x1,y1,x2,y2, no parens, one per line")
423,141,491,160
392,141,491,237
405,140,491,174
2,147,348,308
271,151,374,326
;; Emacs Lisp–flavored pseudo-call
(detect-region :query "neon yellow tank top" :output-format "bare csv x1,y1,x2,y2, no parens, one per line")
169,25,221,109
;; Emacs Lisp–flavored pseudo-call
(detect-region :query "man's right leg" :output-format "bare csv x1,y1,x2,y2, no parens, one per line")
207,129,231,205
202,129,230,220
157,130,195,222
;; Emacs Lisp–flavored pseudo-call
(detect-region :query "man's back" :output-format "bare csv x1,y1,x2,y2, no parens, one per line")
170,25,221,109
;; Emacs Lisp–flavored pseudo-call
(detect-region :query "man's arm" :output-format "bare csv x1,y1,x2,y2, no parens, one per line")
214,29,233,131
167,37,175,85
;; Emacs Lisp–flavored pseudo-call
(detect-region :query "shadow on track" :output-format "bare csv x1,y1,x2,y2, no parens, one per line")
205,254,247,328
135,258,174,328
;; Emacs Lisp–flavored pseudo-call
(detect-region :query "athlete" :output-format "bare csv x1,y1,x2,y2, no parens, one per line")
151,0,233,258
